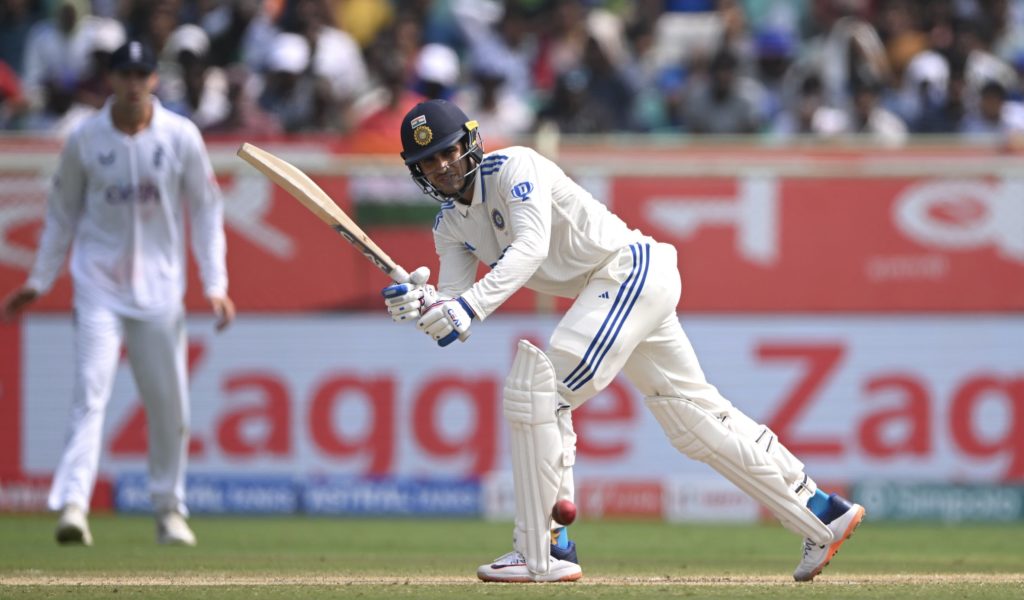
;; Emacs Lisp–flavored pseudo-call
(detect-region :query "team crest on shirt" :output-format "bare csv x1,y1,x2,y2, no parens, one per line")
99,151,115,166
511,181,534,201
153,146,164,168
491,209,505,230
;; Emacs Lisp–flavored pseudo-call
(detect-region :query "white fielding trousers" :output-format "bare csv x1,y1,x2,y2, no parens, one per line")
47,301,191,516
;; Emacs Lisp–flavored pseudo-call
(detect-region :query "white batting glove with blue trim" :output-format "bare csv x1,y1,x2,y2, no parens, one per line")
381,266,435,323
417,297,475,346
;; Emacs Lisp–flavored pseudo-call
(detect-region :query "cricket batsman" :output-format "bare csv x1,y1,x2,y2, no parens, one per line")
382,99,865,583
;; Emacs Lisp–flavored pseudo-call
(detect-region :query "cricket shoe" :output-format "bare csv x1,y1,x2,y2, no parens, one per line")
477,542,582,583
793,495,865,582
55,503,93,546
156,511,197,546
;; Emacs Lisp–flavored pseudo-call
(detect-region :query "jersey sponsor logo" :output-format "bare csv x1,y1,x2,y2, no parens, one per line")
599,291,609,299
99,151,115,166
104,182,162,204
511,181,534,201
491,209,505,230
463,241,476,252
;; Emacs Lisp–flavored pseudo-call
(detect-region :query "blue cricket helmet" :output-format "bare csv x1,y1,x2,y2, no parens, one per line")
399,100,484,202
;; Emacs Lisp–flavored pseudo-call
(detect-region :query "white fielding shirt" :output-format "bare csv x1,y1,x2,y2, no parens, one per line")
26,98,227,317
434,146,644,320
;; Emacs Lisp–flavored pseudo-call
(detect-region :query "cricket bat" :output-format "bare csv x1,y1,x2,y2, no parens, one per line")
237,142,410,283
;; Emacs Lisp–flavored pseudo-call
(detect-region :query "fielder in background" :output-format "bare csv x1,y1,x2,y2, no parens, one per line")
383,99,865,583
1,40,234,547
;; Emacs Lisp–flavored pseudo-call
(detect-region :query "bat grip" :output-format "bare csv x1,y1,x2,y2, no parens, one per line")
389,266,410,283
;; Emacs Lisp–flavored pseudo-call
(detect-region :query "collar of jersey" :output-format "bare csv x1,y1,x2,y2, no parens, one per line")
455,173,485,216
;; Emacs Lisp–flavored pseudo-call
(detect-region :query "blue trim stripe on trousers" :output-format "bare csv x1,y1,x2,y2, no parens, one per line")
562,243,651,392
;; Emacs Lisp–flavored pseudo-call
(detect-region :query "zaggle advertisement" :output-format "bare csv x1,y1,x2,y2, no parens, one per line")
6,314,1021,489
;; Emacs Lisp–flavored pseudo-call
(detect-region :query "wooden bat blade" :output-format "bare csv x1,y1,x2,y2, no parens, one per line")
237,143,408,282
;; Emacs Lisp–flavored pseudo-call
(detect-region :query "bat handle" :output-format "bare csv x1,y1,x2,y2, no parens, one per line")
389,266,410,283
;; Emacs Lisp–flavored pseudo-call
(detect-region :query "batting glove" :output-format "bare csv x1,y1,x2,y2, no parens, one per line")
418,297,475,347
381,266,436,323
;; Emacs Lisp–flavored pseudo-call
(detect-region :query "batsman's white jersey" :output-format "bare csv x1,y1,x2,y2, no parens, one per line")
434,147,822,538
435,146,643,319
434,146,695,404
25,97,227,516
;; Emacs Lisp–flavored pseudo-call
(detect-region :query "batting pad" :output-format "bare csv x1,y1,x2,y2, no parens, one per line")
646,396,834,545
504,340,576,575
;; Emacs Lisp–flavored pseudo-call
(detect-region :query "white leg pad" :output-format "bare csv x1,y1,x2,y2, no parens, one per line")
720,409,819,506
504,340,576,575
646,396,833,545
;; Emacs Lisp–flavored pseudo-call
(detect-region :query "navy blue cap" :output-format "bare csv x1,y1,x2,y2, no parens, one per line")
109,40,157,74
400,100,475,165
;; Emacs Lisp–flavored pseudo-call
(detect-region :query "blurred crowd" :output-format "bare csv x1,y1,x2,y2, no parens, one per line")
2,0,1024,147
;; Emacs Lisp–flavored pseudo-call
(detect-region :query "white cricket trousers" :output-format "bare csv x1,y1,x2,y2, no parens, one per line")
48,301,191,516
549,240,735,413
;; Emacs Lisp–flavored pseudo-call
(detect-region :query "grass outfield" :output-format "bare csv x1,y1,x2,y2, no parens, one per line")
1,515,1022,599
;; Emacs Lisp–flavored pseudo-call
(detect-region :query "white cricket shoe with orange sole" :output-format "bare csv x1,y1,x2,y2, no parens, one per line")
793,495,866,581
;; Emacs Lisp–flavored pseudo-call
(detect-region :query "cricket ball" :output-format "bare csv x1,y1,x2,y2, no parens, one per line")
551,499,577,526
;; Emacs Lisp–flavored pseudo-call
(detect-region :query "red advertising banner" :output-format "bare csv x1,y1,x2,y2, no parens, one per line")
2,141,1021,312
609,176,1024,311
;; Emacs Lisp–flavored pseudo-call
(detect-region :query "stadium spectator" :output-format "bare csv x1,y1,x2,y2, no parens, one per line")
752,26,798,123
849,75,909,146
452,0,535,105
21,0,124,125
0,0,44,79
960,78,1024,140
255,31,332,133
793,1,891,112
158,24,231,130
958,16,1019,111
536,30,635,134
73,16,125,110
877,0,929,85
456,60,535,142
281,0,369,130
3,0,1024,142
411,43,461,101
682,47,765,134
349,28,427,151
201,0,279,71
895,49,950,129
770,73,847,139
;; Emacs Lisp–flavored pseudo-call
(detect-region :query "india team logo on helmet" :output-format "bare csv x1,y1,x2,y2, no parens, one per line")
410,115,432,146
414,125,433,146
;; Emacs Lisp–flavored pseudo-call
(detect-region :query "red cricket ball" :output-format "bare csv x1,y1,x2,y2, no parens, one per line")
551,498,577,526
